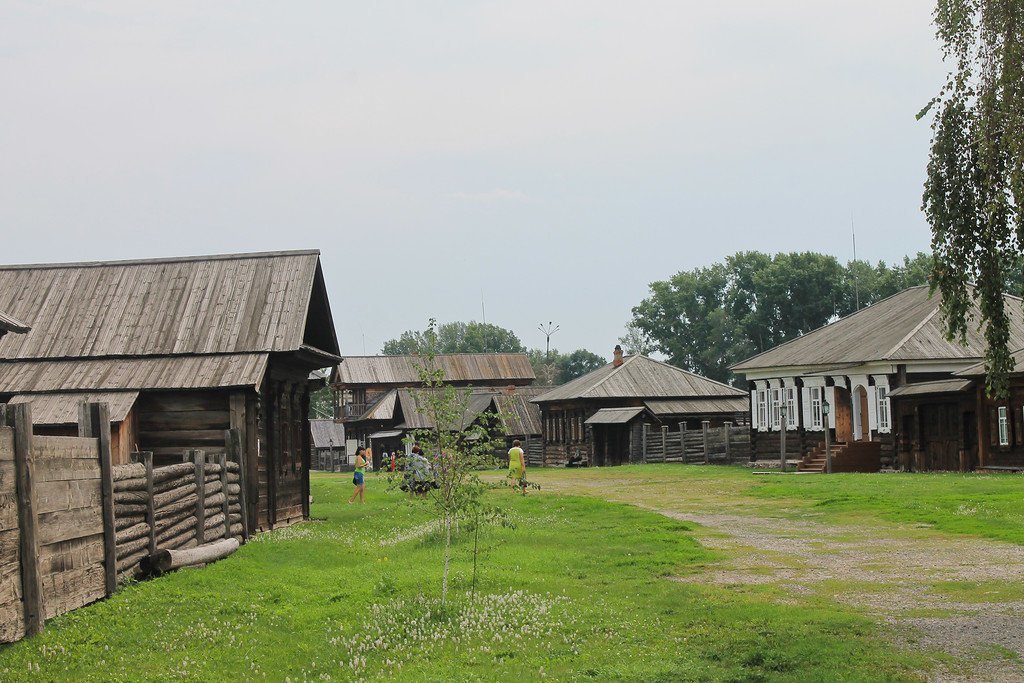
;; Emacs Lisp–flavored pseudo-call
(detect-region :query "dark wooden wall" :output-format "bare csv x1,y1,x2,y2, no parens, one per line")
257,368,311,531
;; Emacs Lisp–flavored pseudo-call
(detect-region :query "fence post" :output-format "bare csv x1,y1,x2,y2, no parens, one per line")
193,450,206,546
142,451,156,556
679,422,687,462
641,423,649,464
226,429,249,541
12,403,43,636
218,453,231,540
80,402,116,596
724,422,732,464
702,420,711,465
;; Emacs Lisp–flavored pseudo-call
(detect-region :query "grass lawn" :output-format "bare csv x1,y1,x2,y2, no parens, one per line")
0,469,938,682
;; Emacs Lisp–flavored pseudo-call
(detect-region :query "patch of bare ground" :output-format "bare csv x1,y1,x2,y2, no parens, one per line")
659,511,1024,682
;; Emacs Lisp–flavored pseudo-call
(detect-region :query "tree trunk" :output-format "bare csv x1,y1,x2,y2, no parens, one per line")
142,538,240,575
441,516,452,607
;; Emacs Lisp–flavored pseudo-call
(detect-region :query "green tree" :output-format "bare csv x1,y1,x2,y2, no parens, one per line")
629,251,933,384
921,1,1024,397
557,349,607,382
382,321,525,355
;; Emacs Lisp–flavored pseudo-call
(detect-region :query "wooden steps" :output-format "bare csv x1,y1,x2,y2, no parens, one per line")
796,440,882,473
796,441,846,473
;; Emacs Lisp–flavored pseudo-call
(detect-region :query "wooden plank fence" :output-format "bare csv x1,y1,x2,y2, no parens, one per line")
0,402,249,645
642,421,750,465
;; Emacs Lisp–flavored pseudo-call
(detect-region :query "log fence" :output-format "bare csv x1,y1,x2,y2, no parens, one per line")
641,421,751,464
0,402,249,645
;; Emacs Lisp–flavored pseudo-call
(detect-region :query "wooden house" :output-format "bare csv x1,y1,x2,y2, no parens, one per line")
333,353,537,466
310,418,347,471
730,286,1024,471
532,347,748,467
0,250,341,530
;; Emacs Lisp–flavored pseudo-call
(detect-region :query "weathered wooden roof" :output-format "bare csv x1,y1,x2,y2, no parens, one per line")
0,250,339,360
645,397,748,416
7,391,139,425
888,379,974,398
731,286,1024,372
395,389,495,431
492,393,543,437
533,355,746,404
336,353,535,386
358,390,399,421
309,419,346,449
584,407,647,425
0,309,30,336
0,354,269,394
955,346,1024,378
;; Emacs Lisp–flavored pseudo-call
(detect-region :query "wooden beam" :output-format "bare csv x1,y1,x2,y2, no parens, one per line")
218,453,231,540
193,450,206,545
82,402,117,596
142,451,156,556
13,403,44,636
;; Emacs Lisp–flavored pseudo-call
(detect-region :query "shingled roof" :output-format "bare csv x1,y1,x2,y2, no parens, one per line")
0,250,339,394
532,355,745,404
731,286,1024,372
336,353,535,386
0,309,30,338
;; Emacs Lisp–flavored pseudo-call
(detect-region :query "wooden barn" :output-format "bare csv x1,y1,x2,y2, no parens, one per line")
0,250,340,530
730,286,1024,471
532,347,748,467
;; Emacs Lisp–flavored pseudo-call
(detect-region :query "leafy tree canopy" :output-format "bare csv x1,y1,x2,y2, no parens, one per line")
628,251,934,384
382,321,526,355
922,0,1024,398
527,348,608,385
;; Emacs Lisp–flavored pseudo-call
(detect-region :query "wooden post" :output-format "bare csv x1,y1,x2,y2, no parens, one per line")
226,429,249,540
702,420,711,465
724,422,733,464
679,422,687,462
641,423,648,464
142,451,156,556
300,387,311,520
218,453,231,540
12,403,43,636
0,403,8,427
81,402,116,596
661,425,668,462
193,450,206,546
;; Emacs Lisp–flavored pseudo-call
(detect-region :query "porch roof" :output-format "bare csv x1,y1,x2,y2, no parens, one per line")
584,407,646,425
888,379,974,398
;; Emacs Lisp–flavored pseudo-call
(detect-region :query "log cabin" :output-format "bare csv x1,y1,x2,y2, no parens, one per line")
333,353,537,467
531,347,748,467
0,250,340,530
730,286,1024,471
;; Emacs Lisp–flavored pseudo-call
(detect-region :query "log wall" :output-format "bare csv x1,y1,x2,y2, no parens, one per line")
642,422,752,464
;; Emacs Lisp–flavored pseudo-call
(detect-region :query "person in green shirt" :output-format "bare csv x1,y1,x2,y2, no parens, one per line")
349,446,367,504
507,440,527,495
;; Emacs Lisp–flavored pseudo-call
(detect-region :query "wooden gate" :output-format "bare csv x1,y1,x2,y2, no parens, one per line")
920,403,961,470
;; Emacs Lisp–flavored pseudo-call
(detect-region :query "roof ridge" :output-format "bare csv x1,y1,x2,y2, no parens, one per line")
581,355,638,396
0,249,321,271
883,305,939,359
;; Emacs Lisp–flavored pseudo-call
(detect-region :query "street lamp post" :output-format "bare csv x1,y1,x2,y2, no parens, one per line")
822,398,832,474
780,404,788,471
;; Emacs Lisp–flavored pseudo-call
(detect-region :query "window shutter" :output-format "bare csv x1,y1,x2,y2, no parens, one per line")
867,386,878,434
750,390,758,430
801,388,813,431
990,408,999,446
825,386,836,429
1015,404,1023,446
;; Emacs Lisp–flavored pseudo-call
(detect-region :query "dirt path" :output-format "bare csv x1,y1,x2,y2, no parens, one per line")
531,471,1024,681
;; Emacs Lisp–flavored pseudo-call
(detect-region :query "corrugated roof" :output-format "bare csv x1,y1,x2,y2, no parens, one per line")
0,354,268,394
0,250,339,360
309,419,346,449
336,354,535,386
731,286,1024,372
645,397,749,415
7,391,139,424
888,379,974,398
0,310,30,335
533,355,746,404
584,407,647,425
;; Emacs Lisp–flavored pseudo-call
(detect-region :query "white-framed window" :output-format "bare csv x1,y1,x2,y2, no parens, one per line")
876,386,891,432
810,387,823,429
771,388,782,430
998,406,1010,446
756,390,768,429
785,387,798,429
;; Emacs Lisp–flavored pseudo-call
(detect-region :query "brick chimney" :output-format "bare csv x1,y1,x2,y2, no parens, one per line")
613,344,624,367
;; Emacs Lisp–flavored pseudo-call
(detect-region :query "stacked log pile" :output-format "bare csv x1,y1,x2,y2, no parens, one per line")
112,454,245,580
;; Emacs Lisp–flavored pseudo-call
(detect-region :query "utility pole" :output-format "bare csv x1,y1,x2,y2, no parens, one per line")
780,403,788,471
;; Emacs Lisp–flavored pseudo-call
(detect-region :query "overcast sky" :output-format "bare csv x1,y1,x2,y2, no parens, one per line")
0,2,947,357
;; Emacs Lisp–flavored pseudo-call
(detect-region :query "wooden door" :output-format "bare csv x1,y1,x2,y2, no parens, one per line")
920,403,960,470
834,387,853,443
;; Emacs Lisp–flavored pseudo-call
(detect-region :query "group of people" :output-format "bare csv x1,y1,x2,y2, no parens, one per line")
347,439,530,504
